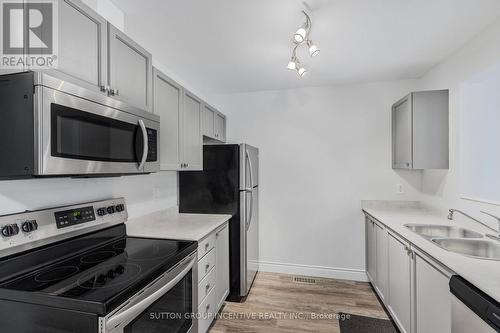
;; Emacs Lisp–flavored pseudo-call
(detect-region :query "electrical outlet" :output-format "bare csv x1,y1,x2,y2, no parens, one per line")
397,184,404,194
153,188,161,200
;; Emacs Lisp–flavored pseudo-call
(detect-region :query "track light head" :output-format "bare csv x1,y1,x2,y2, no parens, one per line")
294,25,307,43
297,65,307,77
287,59,297,70
307,40,320,57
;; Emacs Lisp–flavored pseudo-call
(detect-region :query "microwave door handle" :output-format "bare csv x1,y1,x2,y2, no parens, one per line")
138,120,148,170
105,257,195,331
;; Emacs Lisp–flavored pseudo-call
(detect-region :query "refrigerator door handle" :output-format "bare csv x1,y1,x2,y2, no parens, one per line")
245,150,254,230
246,149,254,189
247,190,254,231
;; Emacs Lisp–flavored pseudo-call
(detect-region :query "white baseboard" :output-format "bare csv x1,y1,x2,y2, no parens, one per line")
258,260,369,282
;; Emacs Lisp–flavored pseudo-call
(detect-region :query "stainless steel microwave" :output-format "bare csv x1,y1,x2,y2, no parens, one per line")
0,71,160,178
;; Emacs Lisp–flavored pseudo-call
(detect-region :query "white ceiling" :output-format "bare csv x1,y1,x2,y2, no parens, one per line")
111,0,500,93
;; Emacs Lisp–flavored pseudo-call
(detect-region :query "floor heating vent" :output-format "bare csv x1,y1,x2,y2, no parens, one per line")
293,276,317,284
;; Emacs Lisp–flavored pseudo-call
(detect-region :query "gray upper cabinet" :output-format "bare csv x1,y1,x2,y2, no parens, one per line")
153,68,182,170
202,104,216,138
392,90,449,169
215,112,226,142
108,24,153,112
39,0,108,93
202,103,227,142
182,91,203,170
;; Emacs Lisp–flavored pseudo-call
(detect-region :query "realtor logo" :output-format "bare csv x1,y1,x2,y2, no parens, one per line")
1,0,58,69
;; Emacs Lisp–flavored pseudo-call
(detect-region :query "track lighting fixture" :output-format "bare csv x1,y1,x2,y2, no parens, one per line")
287,10,320,77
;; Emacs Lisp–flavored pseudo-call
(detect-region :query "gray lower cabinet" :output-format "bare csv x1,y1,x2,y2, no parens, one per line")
153,68,182,170
364,213,453,333
365,217,377,283
215,223,230,310
387,232,412,333
182,91,203,170
414,250,452,333
375,222,388,302
197,222,230,333
392,90,449,170
108,24,153,112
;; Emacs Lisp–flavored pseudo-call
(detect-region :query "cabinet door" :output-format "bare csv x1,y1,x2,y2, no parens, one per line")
42,0,107,93
215,224,229,310
392,94,413,169
202,104,215,138
108,24,153,112
182,91,203,170
153,68,182,170
215,112,226,142
415,253,451,333
365,217,377,284
387,233,412,333
375,223,388,302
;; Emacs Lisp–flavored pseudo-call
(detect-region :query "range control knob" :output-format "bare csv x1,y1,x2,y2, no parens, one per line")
107,206,115,214
21,220,38,233
115,204,125,212
97,208,107,216
1,224,19,237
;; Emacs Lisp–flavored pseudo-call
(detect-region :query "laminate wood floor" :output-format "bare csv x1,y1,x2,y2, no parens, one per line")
209,272,388,333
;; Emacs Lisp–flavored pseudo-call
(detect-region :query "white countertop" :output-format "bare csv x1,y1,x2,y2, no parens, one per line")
362,201,500,303
126,209,232,241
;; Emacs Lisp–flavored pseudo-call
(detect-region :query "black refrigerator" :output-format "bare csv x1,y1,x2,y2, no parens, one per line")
179,144,259,301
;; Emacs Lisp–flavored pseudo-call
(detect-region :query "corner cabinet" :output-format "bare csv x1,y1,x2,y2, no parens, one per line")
197,222,229,333
364,212,453,333
108,24,153,112
392,90,449,170
202,103,227,143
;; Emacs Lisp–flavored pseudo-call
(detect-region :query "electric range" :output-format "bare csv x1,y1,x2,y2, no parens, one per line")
0,198,198,333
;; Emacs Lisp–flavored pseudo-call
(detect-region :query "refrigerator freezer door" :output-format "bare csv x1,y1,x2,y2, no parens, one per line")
240,144,259,190
239,187,259,297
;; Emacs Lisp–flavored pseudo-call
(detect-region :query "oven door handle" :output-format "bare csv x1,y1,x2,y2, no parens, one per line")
105,256,195,331
137,119,148,170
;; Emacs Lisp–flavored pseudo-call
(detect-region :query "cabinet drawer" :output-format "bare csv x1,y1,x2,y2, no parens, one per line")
198,233,216,259
198,285,216,333
198,248,216,282
198,266,216,305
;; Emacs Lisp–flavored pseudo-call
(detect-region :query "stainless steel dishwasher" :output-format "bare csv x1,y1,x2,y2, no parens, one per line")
450,276,500,333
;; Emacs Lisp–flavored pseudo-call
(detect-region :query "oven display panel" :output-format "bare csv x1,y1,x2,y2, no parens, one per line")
55,206,96,229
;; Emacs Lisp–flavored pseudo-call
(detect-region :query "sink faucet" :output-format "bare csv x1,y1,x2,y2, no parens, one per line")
448,209,500,235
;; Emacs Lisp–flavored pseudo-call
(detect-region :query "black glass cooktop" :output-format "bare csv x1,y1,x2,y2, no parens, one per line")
0,225,196,315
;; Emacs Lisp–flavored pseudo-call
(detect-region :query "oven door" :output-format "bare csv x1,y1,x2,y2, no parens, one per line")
37,86,160,176
100,252,197,333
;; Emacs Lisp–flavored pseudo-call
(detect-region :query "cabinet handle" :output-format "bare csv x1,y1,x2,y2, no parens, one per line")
205,242,210,249
206,283,210,291
205,264,210,271
206,304,210,311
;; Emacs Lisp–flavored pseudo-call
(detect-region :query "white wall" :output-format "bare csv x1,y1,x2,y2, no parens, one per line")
416,17,500,227
216,80,423,280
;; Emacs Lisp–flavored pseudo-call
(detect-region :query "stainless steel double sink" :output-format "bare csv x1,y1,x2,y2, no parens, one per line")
405,224,500,261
